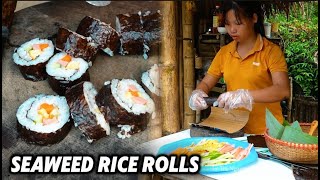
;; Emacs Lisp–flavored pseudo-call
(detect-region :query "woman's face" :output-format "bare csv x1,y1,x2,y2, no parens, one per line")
225,9,257,43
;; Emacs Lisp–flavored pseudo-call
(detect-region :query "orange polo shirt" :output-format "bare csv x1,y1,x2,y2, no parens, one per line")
207,34,288,134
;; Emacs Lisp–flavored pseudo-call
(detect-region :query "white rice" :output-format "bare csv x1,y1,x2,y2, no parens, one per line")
46,52,89,81
109,79,155,115
16,94,70,133
141,64,161,96
102,48,113,56
13,38,54,66
117,125,133,139
83,82,110,135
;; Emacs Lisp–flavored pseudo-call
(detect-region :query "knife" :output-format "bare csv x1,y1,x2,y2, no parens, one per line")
204,97,218,107
257,152,316,170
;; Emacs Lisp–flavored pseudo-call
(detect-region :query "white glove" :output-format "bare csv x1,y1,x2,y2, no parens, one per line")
189,89,208,110
217,89,254,112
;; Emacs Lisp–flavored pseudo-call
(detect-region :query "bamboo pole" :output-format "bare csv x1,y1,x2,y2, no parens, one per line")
160,1,181,135
177,1,185,131
147,92,163,140
182,1,196,129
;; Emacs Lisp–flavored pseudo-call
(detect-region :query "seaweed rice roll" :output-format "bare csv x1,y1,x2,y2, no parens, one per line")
46,52,90,95
65,81,110,143
96,79,155,139
16,94,71,145
12,38,54,81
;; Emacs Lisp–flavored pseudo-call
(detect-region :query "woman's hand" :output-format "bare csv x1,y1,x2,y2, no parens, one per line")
189,89,209,110
217,89,254,111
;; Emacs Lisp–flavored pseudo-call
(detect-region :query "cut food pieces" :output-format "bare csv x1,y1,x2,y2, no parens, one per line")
56,27,98,65
96,79,155,137
76,16,120,57
46,52,90,95
65,81,110,143
12,38,54,81
16,94,71,145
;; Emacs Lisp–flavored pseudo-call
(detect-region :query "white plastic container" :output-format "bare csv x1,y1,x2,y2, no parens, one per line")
264,22,271,38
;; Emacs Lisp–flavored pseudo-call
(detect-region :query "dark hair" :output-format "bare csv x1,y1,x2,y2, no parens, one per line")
222,0,265,37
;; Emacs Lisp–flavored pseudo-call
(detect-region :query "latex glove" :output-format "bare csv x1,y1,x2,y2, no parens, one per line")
217,89,254,112
189,89,209,111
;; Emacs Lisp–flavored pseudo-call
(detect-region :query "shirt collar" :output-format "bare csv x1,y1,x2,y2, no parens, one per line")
229,34,264,59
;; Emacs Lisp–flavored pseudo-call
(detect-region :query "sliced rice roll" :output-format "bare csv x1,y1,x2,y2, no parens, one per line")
12,38,54,81
16,94,72,145
141,10,162,59
96,79,155,139
76,16,120,57
56,27,98,65
141,10,162,43
115,13,144,55
46,52,90,95
65,81,110,143
141,64,162,140
141,64,161,96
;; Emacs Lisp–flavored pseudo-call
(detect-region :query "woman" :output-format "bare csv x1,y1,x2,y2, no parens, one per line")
189,0,290,134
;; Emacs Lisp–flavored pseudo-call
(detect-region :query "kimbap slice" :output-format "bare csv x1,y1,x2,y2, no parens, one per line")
56,27,98,65
115,13,144,55
96,79,155,138
76,16,120,57
12,38,54,81
141,64,161,96
141,10,162,59
141,64,162,140
16,94,72,145
141,10,162,43
65,81,110,143
46,52,90,95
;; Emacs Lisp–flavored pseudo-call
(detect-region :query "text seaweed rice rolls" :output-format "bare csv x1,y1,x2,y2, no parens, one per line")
65,81,110,143
16,94,72,145
96,79,155,139
12,38,54,81
46,52,90,95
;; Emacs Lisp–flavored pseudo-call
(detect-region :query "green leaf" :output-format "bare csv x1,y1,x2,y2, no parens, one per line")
281,126,318,144
266,109,284,139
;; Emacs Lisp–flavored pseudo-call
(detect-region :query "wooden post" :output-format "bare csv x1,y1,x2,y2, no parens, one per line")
287,77,293,122
177,0,185,131
182,1,196,129
160,1,181,135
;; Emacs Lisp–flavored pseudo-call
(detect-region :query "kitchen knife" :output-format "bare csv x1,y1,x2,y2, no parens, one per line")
204,97,218,107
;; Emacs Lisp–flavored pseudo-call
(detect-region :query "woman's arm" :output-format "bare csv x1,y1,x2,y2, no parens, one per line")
250,71,290,103
196,74,221,94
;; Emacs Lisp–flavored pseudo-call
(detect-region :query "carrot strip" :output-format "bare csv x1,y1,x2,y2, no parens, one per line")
61,54,72,62
40,103,54,114
39,44,49,50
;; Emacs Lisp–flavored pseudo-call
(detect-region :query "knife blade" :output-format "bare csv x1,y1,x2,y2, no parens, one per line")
204,97,218,107
257,152,316,170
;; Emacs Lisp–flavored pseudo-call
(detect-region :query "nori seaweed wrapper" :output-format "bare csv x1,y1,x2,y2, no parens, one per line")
96,84,149,134
47,70,90,96
76,16,120,56
2,0,17,28
65,82,108,143
116,13,143,33
17,61,48,81
56,27,98,65
116,13,144,55
17,120,72,146
142,10,162,42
